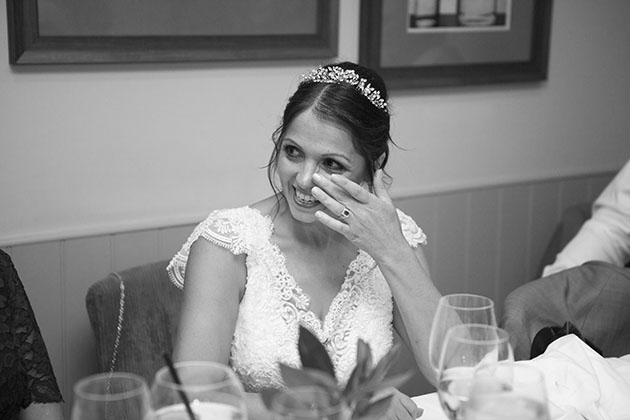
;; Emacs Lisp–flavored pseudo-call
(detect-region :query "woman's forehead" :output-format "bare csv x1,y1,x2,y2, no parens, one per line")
283,110,358,156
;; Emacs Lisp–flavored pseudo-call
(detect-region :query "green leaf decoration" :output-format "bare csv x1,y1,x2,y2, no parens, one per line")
297,326,336,379
262,330,417,420
342,339,372,399
279,364,339,395
365,341,401,384
344,371,414,403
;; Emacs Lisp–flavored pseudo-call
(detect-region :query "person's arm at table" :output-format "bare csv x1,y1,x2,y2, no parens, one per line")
543,159,630,276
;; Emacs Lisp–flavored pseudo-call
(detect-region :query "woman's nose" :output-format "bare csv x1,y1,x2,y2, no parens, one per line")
296,162,319,189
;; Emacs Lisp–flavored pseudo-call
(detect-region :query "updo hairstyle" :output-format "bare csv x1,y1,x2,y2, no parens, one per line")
267,61,393,196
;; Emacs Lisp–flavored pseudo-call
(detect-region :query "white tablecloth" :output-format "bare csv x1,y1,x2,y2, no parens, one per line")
411,392,447,420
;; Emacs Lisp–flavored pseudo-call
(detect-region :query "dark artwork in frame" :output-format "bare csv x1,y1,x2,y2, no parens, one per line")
7,0,339,65
359,0,553,89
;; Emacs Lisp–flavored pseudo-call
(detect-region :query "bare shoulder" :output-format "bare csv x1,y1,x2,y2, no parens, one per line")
186,233,248,299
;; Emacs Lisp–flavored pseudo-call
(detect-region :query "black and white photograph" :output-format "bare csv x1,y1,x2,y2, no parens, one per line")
2,1,629,419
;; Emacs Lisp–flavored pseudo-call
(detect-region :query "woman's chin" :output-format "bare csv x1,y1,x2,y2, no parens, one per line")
288,202,320,224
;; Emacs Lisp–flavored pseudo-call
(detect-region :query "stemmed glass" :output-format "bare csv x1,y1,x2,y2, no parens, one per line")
464,364,550,420
436,324,514,420
150,361,247,420
71,372,151,420
429,294,498,380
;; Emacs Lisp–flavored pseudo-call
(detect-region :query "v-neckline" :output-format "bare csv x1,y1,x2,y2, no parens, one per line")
254,207,367,339
274,242,363,339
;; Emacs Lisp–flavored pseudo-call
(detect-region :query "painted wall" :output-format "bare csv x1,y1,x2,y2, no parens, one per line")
1,0,629,246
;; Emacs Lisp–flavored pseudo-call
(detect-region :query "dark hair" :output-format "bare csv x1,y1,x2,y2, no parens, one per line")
266,61,392,198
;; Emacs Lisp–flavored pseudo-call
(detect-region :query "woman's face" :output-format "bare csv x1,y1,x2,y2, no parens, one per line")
277,109,369,224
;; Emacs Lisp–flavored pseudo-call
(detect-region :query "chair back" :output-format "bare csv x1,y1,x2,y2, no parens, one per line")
85,260,182,383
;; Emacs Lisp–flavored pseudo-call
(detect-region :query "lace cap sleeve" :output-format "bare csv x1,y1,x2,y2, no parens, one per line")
167,208,250,289
396,208,428,247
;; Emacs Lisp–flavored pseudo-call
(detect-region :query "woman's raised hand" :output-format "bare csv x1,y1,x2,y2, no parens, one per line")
311,169,406,259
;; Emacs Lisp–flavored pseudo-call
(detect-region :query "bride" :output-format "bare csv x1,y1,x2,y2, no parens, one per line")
167,61,442,420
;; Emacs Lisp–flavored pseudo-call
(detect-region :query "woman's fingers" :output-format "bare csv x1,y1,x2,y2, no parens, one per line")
314,210,351,235
311,186,346,217
313,172,370,204
311,173,349,202
329,174,371,203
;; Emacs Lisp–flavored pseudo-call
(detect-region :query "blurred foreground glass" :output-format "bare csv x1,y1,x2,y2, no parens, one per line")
429,294,497,379
437,324,513,420
151,361,246,420
71,372,151,420
270,386,350,420
465,364,550,420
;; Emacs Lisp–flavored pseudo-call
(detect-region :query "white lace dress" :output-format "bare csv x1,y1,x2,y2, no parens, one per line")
167,206,427,392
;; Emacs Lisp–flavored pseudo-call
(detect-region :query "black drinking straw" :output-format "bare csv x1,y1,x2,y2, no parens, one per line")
162,352,197,420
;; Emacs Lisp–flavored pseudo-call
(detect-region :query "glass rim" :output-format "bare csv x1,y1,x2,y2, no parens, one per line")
445,323,510,345
440,293,495,311
73,372,148,401
154,360,239,392
270,385,346,417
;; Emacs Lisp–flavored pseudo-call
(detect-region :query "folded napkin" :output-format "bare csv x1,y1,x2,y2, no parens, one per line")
519,334,630,420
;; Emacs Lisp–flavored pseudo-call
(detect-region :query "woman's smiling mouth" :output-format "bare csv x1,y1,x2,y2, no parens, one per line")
293,187,319,208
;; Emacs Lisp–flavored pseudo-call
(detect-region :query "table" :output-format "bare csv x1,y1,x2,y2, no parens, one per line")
412,393,447,420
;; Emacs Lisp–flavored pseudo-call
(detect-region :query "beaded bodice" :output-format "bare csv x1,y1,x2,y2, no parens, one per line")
167,206,426,392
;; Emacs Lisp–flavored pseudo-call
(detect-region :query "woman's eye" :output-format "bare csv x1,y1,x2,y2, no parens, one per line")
323,159,345,173
283,145,301,159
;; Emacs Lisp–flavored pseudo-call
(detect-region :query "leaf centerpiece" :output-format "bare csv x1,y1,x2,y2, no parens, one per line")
262,326,412,419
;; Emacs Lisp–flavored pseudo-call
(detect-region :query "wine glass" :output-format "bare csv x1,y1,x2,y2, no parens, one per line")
429,294,497,379
436,324,514,420
464,364,550,420
150,361,247,420
71,372,151,420
269,386,350,420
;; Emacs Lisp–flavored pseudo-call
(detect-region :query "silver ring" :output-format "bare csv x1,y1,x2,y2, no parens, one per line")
339,207,351,219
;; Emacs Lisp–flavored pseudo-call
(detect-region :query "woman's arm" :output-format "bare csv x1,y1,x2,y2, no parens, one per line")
173,238,277,420
383,245,441,387
173,237,245,363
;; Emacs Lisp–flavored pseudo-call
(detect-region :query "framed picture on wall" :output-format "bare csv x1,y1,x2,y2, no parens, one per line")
7,0,339,65
359,0,552,89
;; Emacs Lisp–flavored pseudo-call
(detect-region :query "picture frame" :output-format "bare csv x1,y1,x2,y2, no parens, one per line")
359,0,552,89
6,0,339,65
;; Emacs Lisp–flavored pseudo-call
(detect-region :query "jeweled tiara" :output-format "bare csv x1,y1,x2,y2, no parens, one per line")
300,66,389,112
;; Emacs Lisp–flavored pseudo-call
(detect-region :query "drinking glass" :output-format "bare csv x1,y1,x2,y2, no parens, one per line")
150,361,246,420
429,294,497,379
464,364,550,420
71,372,151,420
269,386,350,420
436,324,513,420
